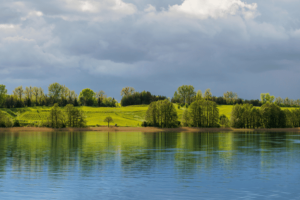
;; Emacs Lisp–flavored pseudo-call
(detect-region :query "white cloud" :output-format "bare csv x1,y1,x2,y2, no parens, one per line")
169,0,258,19
144,4,156,13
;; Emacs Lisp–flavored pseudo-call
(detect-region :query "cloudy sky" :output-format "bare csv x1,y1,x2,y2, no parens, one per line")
1,0,300,101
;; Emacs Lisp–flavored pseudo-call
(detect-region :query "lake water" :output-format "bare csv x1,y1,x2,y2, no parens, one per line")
0,132,299,200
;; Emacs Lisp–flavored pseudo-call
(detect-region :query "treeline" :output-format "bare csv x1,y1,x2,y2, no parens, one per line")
230,103,300,128
121,90,167,106
171,85,300,107
0,103,86,128
143,99,219,128
0,83,117,108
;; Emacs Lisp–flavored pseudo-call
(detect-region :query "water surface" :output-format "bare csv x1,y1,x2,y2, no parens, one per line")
0,132,299,199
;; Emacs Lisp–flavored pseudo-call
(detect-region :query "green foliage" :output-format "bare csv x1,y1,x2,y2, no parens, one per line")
121,90,166,106
189,100,219,127
223,91,238,104
104,116,113,127
48,103,65,128
260,93,275,104
79,88,96,106
0,84,7,107
65,104,86,127
48,83,63,100
230,103,286,128
181,109,190,127
176,85,195,104
145,99,178,128
219,114,230,127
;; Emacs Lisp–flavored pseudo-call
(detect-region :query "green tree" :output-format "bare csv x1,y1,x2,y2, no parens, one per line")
32,87,39,105
104,116,113,127
275,96,283,106
219,114,230,127
189,99,219,127
0,84,7,107
65,104,86,127
181,109,190,127
79,88,96,106
13,86,24,101
260,93,275,104
120,87,135,97
48,83,63,101
223,91,238,104
177,85,195,104
145,99,178,128
48,103,65,128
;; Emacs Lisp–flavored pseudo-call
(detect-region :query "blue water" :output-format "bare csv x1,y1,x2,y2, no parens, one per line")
0,132,299,199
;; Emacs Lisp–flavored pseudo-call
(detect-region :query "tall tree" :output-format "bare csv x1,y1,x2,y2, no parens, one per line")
145,99,178,128
32,87,39,105
260,93,275,104
177,85,195,104
39,87,45,105
78,88,95,106
13,86,24,101
48,103,65,128
48,83,63,101
223,91,238,104
275,96,283,105
0,84,7,107
120,87,135,97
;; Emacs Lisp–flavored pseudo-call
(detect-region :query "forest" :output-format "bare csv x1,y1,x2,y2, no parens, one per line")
0,83,300,128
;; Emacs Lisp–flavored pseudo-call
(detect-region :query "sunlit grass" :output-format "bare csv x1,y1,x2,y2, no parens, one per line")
1,104,299,127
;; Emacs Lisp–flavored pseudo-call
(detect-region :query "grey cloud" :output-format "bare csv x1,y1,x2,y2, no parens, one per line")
1,0,300,100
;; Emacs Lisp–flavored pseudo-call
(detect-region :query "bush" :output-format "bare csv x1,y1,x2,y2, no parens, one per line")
13,120,20,127
141,121,147,127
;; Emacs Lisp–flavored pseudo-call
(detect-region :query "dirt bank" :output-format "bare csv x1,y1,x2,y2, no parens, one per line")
1,127,300,132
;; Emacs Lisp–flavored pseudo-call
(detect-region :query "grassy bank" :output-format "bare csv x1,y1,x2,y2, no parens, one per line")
0,105,298,127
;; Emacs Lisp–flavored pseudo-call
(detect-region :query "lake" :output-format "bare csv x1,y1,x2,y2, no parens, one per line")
0,131,299,199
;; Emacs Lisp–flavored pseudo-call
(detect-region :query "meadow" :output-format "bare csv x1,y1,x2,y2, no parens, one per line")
0,105,298,127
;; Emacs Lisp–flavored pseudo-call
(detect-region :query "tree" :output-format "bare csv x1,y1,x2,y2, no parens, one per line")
223,91,238,104
0,84,7,108
219,114,230,127
104,116,113,127
195,90,203,101
203,88,212,100
177,85,195,104
275,96,283,106
260,93,275,104
39,87,44,105
181,109,190,127
96,90,107,106
13,86,24,101
189,99,219,127
284,97,290,106
48,83,63,101
120,87,135,97
32,87,39,105
48,103,65,128
79,88,96,106
145,99,178,128
65,104,86,127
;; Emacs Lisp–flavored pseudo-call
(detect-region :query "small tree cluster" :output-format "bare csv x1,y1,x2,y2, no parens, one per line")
145,99,178,128
48,103,86,128
121,90,166,106
230,103,288,128
187,100,219,127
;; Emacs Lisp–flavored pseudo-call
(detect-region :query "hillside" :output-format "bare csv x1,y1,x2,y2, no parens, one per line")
0,105,298,127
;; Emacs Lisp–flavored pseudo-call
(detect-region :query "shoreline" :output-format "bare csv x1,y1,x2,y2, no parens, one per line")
1,127,300,132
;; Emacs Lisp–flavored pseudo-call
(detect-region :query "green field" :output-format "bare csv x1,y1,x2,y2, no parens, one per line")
0,105,298,127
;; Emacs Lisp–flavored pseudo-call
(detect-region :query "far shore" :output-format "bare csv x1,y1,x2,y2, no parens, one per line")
1,127,300,133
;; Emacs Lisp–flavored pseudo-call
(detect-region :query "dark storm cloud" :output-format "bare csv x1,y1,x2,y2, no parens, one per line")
1,0,300,101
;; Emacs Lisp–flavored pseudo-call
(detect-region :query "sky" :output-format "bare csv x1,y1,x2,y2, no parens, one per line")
1,0,300,101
